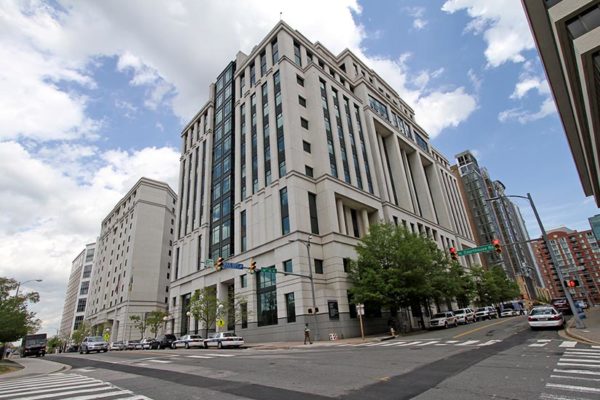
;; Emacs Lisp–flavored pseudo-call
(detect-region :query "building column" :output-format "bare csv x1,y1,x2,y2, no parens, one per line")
387,136,414,211
408,151,436,222
361,209,370,237
427,165,452,229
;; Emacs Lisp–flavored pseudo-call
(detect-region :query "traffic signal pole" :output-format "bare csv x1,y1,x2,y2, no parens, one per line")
526,193,585,329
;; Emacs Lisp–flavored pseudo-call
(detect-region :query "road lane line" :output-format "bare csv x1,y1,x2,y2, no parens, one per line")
147,359,172,363
564,349,600,354
457,340,480,346
554,369,600,376
546,383,600,393
382,341,406,347
186,355,212,359
452,318,516,338
478,340,502,346
529,343,548,347
559,341,578,348
204,353,235,357
445,340,459,344
394,341,422,347
416,341,439,346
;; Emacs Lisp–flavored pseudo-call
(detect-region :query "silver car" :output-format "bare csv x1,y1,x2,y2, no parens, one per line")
80,336,108,354
429,312,458,329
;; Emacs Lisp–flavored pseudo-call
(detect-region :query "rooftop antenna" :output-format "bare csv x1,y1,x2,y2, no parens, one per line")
280,11,282,21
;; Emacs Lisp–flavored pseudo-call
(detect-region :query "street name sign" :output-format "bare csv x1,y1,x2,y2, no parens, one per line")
223,262,244,270
205,259,214,267
458,244,494,256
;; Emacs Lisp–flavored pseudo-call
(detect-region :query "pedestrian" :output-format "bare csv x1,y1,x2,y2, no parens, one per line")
304,323,312,345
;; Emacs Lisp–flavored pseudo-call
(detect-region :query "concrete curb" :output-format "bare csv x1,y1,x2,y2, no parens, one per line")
1,358,71,379
564,317,600,346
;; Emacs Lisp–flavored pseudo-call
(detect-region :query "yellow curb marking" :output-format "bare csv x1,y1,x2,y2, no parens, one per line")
452,318,517,339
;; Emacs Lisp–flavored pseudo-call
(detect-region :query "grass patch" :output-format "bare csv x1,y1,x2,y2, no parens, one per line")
0,360,23,375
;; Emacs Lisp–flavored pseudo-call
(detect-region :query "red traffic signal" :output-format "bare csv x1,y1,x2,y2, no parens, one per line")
492,239,501,254
449,247,458,261
565,279,579,288
248,259,257,274
215,257,224,271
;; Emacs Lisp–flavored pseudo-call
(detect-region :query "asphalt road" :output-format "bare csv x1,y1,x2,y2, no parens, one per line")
11,316,599,400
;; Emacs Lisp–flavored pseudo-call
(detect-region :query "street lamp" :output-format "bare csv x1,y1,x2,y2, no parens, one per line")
488,193,585,329
186,311,192,334
289,235,320,341
15,279,42,297
162,315,169,334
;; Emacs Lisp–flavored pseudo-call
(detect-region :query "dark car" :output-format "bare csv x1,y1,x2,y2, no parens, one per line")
551,298,572,315
156,334,177,349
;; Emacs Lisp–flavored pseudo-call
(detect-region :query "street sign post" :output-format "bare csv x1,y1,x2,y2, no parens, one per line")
457,244,495,256
222,262,244,270
205,259,214,268
356,304,365,340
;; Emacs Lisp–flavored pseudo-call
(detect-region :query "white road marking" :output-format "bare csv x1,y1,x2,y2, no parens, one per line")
538,339,552,342
546,383,600,394
204,353,236,357
550,374,600,382
529,343,548,347
0,377,84,391
186,355,213,359
394,341,422,347
540,393,589,400
0,382,107,397
382,341,406,347
8,386,129,400
564,349,600,353
557,363,600,368
147,359,172,363
456,340,480,346
416,341,439,346
563,353,600,358
559,341,578,348
559,358,600,364
478,340,502,346
445,340,459,344
554,369,600,376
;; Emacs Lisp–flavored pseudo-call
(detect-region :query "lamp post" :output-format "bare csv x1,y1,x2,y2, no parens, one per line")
162,315,169,334
15,279,42,297
489,193,585,329
290,235,320,341
186,311,192,334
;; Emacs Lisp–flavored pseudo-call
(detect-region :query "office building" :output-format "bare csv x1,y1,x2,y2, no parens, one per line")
453,151,543,301
522,0,600,205
533,226,600,304
168,21,480,342
589,214,600,240
59,243,96,339
85,178,176,341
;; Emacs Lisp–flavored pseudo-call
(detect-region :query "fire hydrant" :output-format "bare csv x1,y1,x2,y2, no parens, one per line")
390,327,396,337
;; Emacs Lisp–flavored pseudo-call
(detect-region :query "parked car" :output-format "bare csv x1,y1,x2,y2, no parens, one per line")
203,332,244,349
429,312,458,329
141,338,160,350
172,334,204,349
454,308,476,324
79,336,108,354
500,309,519,317
126,340,142,350
551,298,572,315
528,306,564,330
109,341,126,351
156,334,177,349
475,306,498,321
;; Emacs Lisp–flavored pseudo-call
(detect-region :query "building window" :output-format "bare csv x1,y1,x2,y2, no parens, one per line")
301,117,309,129
73,315,84,331
348,292,356,319
354,105,373,193
298,96,306,107
343,258,351,273
328,300,339,320
257,268,278,326
305,165,314,177
332,89,350,183
240,274,247,288
368,95,389,120
260,51,267,77
271,39,279,65
262,83,272,185
308,192,319,234
280,187,290,234
303,141,311,153
240,104,247,200
294,41,301,66
76,298,87,313
297,75,304,86
240,73,245,96
241,210,247,252
283,259,293,273
274,71,286,177
241,302,248,329
314,259,324,274
79,281,89,295
344,97,362,190
250,62,256,86
320,79,338,178
82,265,92,279
251,93,258,193
285,293,296,323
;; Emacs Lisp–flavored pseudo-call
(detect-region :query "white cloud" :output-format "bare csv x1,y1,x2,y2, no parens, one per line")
510,76,550,99
499,67,555,124
498,97,555,124
413,88,478,137
441,0,534,68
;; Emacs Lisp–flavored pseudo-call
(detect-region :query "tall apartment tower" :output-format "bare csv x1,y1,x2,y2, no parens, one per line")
453,151,543,301
59,242,96,339
589,214,600,241
169,21,479,342
532,227,600,305
85,178,176,341
522,0,600,206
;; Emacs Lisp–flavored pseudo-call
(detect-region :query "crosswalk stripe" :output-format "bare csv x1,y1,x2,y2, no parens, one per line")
8,386,129,400
557,363,600,368
456,340,479,346
0,382,108,397
550,374,600,382
147,360,171,363
381,341,405,347
445,340,459,344
186,355,212,359
554,369,600,376
560,358,600,364
394,341,422,347
0,376,85,389
478,340,501,346
559,341,578,348
43,390,133,400
564,348,600,353
529,343,548,347
204,353,235,357
540,393,587,400
416,341,439,346
546,383,600,393
563,354,600,359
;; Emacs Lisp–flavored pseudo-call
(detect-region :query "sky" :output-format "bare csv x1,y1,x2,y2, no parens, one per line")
1,0,597,335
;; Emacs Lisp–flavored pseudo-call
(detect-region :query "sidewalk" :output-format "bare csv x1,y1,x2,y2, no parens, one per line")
247,334,391,350
0,356,69,380
564,305,600,345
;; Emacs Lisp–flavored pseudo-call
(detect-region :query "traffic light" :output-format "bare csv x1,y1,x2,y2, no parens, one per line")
565,279,580,288
449,247,458,261
248,259,257,274
492,239,501,254
215,257,224,271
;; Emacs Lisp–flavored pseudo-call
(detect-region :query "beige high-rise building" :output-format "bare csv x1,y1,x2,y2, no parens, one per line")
168,21,480,342
59,242,96,339
85,178,176,341
522,0,600,205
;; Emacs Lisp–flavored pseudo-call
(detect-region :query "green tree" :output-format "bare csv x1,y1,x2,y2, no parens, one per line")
71,322,91,347
0,277,41,347
189,288,223,338
146,310,168,337
129,315,147,339
47,336,64,353
471,265,520,306
348,224,447,312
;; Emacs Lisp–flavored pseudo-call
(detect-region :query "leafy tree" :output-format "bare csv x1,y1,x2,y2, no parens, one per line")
47,336,64,353
129,315,147,339
0,277,41,346
188,288,248,338
471,265,520,306
71,322,91,346
146,310,168,337
348,224,447,312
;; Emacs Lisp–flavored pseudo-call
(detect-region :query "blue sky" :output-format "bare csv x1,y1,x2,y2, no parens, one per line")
0,0,597,332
